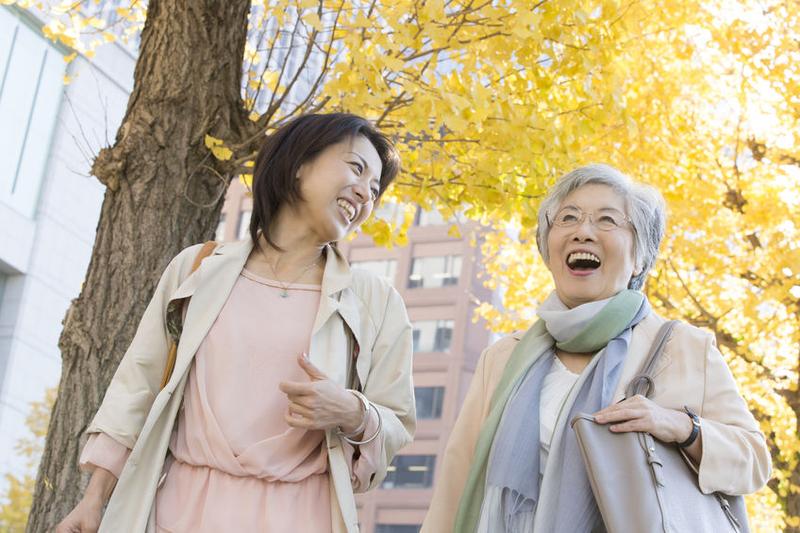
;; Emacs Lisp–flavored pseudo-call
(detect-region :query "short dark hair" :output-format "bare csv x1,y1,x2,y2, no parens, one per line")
249,113,401,249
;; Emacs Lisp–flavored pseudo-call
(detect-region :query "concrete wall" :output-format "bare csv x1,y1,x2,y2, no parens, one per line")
0,5,134,482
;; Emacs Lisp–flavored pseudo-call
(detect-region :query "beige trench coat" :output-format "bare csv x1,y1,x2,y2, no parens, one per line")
86,239,416,533
422,312,772,532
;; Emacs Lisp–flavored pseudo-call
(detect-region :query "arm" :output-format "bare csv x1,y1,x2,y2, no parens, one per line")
85,245,200,447
421,346,492,533
55,468,117,533
57,431,131,532
279,286,415,492
57,246,200,531
695,334,772,495
351,287,416,492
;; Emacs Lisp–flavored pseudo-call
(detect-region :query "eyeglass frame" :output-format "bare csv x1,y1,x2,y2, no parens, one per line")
545,206,634,232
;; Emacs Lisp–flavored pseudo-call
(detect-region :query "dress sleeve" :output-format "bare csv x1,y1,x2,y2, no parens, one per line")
695,332,772,495
79,432,132,479
340,408,383,492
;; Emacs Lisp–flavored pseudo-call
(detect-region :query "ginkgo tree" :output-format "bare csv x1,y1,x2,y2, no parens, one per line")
2,0,796,531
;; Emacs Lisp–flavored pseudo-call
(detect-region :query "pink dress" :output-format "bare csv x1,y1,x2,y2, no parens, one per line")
81,269,381,532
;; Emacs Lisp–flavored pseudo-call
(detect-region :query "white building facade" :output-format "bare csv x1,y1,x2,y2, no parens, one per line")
0,5,134,481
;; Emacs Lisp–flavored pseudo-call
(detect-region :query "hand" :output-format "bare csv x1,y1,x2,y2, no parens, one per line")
56,467,116,533
55,497,103,533
593,395,694,444
279,353,364,433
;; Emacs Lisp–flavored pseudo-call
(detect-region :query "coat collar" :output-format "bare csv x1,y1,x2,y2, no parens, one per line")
164,239,360,390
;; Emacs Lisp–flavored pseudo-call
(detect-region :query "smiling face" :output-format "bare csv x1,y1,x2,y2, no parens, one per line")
545,183,639,308
291,134,383,244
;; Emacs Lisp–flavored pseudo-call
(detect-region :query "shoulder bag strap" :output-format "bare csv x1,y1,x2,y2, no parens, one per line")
159,240,217,390
624,320,679,399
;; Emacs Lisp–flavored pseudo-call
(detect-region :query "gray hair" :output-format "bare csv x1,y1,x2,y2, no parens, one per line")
535,164,666,290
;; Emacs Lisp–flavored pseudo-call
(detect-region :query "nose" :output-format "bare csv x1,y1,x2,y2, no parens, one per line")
571,216,597,241
352,181,370,204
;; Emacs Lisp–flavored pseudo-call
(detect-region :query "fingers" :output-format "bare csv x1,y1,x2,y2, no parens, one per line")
608,419,650,433
285,411,314,429
297,353,327,381
594,408,648,424
278,381,313,396
288,401,314,419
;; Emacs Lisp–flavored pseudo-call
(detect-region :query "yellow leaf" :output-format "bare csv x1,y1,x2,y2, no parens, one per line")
63,52,77,63
448,224,462,238
204,134,233,161
303,12,322,31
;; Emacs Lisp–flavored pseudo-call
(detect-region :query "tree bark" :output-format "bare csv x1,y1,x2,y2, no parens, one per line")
27,1,251,530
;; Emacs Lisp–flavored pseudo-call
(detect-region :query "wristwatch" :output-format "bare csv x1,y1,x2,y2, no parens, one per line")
678,406,701,448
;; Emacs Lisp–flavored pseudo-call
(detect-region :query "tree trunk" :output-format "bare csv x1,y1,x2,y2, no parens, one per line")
27,1,251,530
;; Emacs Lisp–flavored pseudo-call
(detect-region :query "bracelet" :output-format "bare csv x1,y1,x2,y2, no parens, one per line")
338,389,369,438
336,391,382,445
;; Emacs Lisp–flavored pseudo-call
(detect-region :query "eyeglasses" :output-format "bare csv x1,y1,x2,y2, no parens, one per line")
546,207,632,231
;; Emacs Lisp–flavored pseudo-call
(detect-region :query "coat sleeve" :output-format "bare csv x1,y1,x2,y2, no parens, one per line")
696,332,772,495
85,245,201,449
421,343,494,533
355,286,416,492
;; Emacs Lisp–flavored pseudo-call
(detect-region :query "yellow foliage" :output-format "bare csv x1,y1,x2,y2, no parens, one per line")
0,389,56,531
11,0,799,527
204,134,233,161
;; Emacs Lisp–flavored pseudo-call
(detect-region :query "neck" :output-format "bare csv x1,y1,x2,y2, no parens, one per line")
256,213,326,276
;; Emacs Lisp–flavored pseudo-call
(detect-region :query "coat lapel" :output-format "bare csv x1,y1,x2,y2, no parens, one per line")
164,240,253,391
612,313,671,402
307,245,364,386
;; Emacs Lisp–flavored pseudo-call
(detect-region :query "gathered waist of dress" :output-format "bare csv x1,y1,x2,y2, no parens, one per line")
171,456,329,480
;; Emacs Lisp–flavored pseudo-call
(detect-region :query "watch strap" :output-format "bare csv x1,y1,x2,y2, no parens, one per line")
678,405,700,448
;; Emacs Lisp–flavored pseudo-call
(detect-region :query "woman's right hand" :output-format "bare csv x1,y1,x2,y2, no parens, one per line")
56,466,117,533
55,497,103,533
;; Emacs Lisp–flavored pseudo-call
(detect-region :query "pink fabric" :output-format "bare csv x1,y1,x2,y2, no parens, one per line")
82,268,384,532
79,433,131,478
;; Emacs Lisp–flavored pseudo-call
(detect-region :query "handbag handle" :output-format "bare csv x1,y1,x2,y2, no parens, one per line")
624,320,679,399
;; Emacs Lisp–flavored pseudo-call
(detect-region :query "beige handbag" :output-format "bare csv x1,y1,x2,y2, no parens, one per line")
571,321,749,533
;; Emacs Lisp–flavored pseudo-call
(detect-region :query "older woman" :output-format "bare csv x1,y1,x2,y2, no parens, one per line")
422,164,771,533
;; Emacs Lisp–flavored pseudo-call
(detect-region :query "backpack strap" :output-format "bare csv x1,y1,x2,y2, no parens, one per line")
159,241,217,390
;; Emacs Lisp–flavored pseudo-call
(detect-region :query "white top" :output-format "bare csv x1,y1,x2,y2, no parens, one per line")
540,356,580,467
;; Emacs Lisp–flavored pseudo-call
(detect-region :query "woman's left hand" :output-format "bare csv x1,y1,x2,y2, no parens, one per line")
279,353,364,433
593,394,693,444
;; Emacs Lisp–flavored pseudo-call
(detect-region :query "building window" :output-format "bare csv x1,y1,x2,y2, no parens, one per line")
412,320,453,353
215,213,226,241
408,255,462,288
350,259,397,286
415,386,445,419
376,526,421,533
381,455,436,489
237,210,252,240
0,14,67,218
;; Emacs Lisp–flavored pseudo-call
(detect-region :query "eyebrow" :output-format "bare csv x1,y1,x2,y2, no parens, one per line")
562,204,623,212
346,151,379,186
346,152,369,170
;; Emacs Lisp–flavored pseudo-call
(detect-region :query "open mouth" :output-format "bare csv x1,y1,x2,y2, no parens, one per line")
566,251,601,271
337,198,357,223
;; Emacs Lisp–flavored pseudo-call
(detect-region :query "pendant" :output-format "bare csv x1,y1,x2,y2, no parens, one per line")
280,289,289,298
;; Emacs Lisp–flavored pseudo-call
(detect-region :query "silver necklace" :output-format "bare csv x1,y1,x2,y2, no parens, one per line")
263,252,322,298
